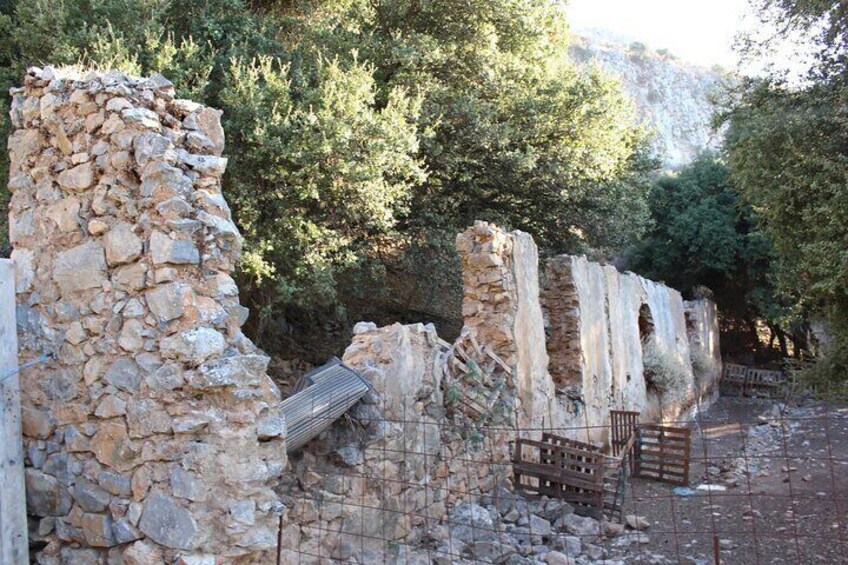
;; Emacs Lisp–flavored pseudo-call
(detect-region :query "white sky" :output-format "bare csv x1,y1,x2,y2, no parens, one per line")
566,0,755,68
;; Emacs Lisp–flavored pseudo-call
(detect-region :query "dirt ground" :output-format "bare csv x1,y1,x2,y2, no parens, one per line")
602,397,848,565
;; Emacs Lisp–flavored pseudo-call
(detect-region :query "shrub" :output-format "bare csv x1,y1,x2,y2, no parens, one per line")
690,346,717,388
642,338,689,399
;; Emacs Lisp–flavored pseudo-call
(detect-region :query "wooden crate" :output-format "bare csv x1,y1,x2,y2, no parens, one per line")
634,424,691,486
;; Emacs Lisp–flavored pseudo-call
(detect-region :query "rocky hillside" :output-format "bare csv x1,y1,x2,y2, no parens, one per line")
570,31,727,168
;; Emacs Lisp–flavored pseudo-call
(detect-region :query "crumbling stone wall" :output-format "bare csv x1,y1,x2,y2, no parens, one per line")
9,67,286,563
278,322,511,562
457,222,581,439
542,254,705,439
542,258,582,388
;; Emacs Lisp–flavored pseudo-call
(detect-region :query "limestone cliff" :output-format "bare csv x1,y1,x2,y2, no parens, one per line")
570,31,727,168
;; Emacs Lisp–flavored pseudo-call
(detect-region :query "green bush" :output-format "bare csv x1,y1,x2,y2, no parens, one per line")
794,314,848,400
642,338,689,400
690,346,717,388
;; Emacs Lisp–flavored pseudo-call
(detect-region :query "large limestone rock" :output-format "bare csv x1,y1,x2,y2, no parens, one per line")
102,222,142,266
138,492,201,550
53,241,107,293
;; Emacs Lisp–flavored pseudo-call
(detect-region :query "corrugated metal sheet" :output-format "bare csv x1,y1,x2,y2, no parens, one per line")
281,357,370,453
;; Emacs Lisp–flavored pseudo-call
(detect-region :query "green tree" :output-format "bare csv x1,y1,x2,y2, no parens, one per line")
721,0,848,388
628,154,797,356
281,0,654,252
219,55,424,339
0,0,655,358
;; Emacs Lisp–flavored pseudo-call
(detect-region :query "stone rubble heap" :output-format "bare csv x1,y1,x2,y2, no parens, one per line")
9,66,286,564
373,492,655,565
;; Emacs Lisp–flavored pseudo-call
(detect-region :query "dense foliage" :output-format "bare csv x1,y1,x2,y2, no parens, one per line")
0,0,654,357
719,0,848,389
627,154,797,357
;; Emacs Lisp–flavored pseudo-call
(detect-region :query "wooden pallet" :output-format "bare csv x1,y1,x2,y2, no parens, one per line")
513,432,631,521
721,363,784,398
610,410,640,457
634,424,691,486
610,409,640,476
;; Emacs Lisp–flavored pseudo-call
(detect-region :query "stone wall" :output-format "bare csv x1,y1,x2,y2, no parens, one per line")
457,222,582,440
640,278,696,422
8,67,286,563
541,258,582,388
542,254,713,442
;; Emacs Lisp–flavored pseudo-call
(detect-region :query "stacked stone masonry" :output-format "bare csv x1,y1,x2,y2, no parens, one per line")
9,67,286,564
542,258,583,389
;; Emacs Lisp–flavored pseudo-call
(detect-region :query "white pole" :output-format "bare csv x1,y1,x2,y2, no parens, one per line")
0,258,28,563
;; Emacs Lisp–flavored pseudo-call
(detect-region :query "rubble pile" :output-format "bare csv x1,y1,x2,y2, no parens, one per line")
363,492,654,565
277,322,517,562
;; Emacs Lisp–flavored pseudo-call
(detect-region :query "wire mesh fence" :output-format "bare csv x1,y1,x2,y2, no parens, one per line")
276,388,848,565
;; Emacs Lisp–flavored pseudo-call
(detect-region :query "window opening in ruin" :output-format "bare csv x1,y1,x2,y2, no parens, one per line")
638,303,655,340
639,303,660,392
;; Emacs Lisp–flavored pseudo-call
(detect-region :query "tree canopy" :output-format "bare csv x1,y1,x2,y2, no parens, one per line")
720,0,848,387
0,0,655,357
627,154,799,357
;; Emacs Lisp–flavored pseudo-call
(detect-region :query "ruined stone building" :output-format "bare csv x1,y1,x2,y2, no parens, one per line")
7,68,720,563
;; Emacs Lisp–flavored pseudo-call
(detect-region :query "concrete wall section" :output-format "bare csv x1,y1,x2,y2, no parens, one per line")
684,298,723,400
512,232,558,437
570,257,613,442
604,267,648,417
640,279,696,421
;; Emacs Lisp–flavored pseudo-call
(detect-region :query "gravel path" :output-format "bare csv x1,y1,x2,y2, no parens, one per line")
602,397,848,565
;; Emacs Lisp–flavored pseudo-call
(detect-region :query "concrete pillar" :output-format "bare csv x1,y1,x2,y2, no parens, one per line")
0,259,28,564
